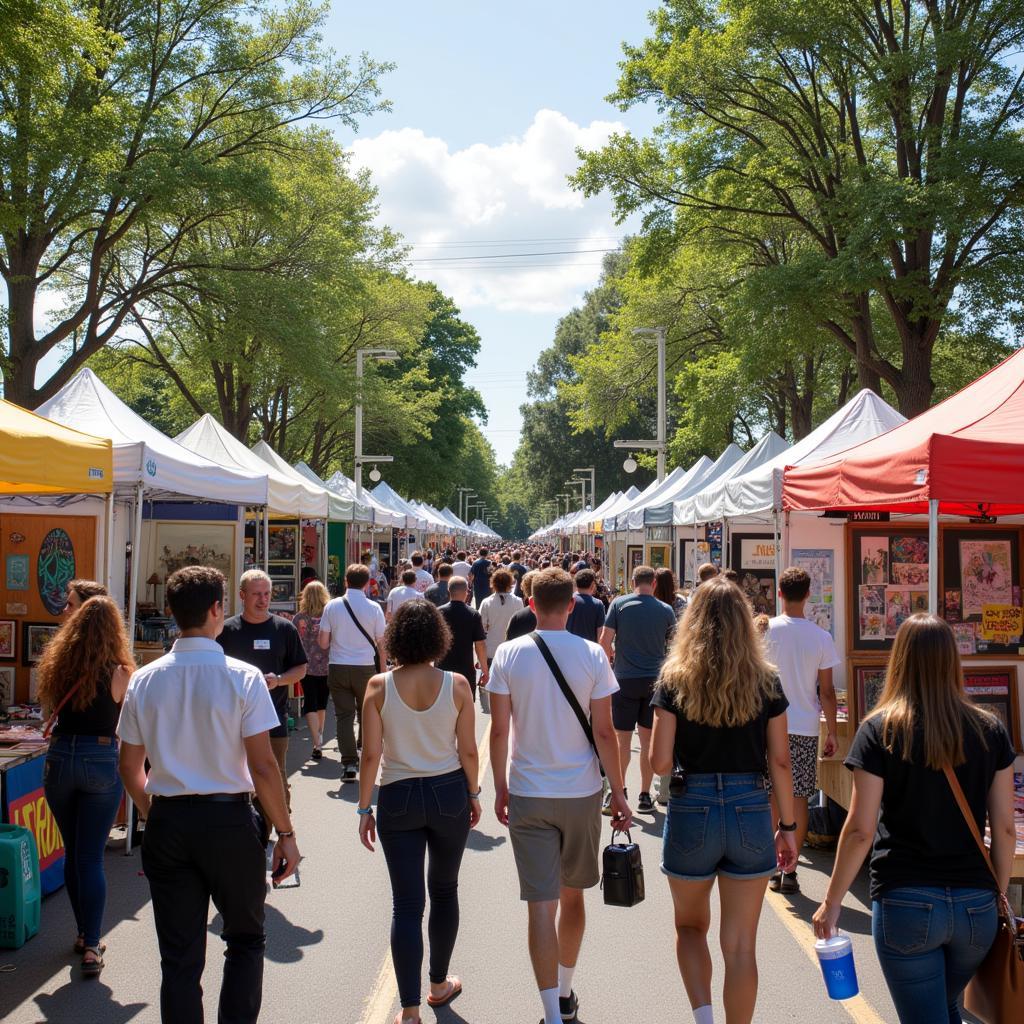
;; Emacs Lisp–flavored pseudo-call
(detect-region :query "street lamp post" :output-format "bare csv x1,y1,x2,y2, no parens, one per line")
355,347,399,499
565,478,587,508
457,487,475,524
613,326,667,482
572,467,596,510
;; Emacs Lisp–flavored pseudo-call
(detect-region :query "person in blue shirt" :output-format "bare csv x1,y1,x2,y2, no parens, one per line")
469,547,492,608
566,569,606,643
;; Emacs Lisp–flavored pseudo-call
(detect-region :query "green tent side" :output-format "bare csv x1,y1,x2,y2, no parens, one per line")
327,522,347,591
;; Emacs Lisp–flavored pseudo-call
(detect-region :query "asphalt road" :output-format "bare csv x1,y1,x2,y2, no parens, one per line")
2,711,977,1024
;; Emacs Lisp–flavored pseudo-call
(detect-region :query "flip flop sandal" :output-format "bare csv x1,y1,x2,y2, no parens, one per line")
81,946,105,978
426,976,462,1008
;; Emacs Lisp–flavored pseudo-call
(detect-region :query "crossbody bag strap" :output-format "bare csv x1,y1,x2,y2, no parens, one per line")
341,596,380,668
529,632,599,756
942,763,999,886
42,680,85,739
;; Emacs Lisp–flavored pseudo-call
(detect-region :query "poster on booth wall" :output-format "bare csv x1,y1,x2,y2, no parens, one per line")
858,584,886,640
792,549,834,637
740,538,776,570
860,537,889,585
2,754,65,896
959,540,1013,617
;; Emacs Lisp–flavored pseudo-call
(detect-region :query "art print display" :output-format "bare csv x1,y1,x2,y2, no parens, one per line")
37,527,76,615
860,537,889,585
944,589,962,622
858,585,886,640
5,554,29,591
951,622,977,656
627,545,643,576
885,588,912,637
23,622,59,665
854,662,888,721
681,539,710,585
959,539,1013,616
0,620,14,660
793,549,834,637
963,669,1020,750
0,665,14,707
890,535,929,566
267,525,297,562
271,579,295,603
157,523,234,580
910,591,929,613
891,562,929,586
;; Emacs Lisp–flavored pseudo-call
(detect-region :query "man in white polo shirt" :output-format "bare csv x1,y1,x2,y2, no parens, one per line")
118,565,299,1024
487,567,630,1024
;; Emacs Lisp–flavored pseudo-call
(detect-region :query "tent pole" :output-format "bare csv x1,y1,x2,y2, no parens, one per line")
773,511,783,616
262,507,269,574
928,499,939,614
124,481,144,857
784,511,792,566
103,492,114,589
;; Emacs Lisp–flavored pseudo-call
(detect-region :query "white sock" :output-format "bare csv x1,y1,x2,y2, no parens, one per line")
558,963,575,999
693,1005,714,1024
540,986,561,1024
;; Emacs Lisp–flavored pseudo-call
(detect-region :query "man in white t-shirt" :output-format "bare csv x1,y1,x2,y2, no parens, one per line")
451,551,472,578
385,569,420,620
318,564,386,783
488,567,630,1024
765,565,840,895
410,552,434,593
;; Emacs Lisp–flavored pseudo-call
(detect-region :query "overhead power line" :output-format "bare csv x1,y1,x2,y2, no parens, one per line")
408,235,626,247
408,248,617,264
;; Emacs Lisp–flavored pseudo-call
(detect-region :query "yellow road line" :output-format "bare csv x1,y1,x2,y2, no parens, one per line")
359,719,493,1024
764,894,886,1024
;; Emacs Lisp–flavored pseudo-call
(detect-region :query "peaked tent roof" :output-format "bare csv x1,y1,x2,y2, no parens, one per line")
174,415,323,517
676,390,905,523
323,470,402,527
577,491,623,531
606,462,707,532
469,518,500,539
784,348,1024,516
292,462,374,523
439,507,473,533
0,399,113,495
371,480,428,530
37,369,267,504
247,441,356,521
635,445,747,528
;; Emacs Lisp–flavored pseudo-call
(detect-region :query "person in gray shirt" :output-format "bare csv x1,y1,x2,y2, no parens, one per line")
424,563,453,607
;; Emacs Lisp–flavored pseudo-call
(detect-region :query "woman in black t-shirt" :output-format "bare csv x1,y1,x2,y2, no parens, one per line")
813,614,1016,1024
650,577,798,1024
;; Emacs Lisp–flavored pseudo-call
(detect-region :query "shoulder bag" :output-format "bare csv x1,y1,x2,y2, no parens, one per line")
341,596,381,673
943,764,1024,1023
529,632,603,777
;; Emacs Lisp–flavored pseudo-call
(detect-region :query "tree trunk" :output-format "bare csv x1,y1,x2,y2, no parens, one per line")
850,294,883,394
3,260,41,408
892,333,935,417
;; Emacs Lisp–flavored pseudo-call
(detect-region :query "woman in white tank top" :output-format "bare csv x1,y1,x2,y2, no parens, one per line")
358,599,480,1024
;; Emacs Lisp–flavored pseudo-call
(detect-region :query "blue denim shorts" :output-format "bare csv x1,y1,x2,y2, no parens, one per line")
662,773,776,881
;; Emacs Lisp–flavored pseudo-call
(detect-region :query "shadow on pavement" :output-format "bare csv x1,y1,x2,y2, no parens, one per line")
208,906,324,964
466,830,506,852
32,979,148,1022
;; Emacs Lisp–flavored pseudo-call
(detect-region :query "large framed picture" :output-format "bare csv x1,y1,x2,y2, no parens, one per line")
156,523,235,582
851,658,889,722
22,621,60,665
0,665,14,707
963,667,1021,751
267,525,297,562
0,619,15,661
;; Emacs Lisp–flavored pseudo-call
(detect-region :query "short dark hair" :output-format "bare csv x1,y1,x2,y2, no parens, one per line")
345,564,370,589
437,563,453,579
575,569,596,590
411,552,424,567
531,567,574,614
401,569,417,586
633,565,656,587
723,568,739,582
457,551,467,560
166,566,224,630
384,600,452,666
697,563,719,582
780,566,811,602
479,547,488,557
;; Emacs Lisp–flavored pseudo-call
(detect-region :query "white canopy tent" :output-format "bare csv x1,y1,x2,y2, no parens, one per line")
469,518,500,540
371,480,429,531
605,462,706,534
323,471,403,528
249,441,358,522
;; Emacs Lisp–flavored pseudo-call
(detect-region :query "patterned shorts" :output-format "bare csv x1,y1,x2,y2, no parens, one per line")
765,734,820,798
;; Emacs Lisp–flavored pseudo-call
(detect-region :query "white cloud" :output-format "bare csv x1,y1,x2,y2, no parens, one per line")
347,109,627,314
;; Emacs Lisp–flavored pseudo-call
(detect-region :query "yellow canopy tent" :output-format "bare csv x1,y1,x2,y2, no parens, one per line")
0,399,112,494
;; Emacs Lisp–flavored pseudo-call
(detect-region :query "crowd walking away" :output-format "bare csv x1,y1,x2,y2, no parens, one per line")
25,543,1018,1024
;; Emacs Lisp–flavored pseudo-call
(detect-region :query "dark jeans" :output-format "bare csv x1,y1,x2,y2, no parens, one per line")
142,799,267,1024
377,769,471,1008
43,735,123,948
872,885,999,1024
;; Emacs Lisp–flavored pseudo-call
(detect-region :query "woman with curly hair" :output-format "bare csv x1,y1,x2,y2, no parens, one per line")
38,595,135,977
358,599,480,1024
650,577,797,1024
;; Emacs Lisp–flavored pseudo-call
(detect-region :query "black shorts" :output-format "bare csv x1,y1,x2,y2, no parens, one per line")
612,679,656,731
301,674,330,714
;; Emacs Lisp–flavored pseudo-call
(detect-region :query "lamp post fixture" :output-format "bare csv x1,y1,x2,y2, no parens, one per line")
457,487,475,524
613,326,667,482
565,478,588,509
572,467,596,509
355,347,399,499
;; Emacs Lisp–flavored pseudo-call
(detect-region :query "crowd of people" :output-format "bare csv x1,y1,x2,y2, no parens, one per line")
31,541,1017,1024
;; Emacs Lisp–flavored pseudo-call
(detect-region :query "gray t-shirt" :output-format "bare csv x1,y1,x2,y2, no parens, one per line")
604,592,676,681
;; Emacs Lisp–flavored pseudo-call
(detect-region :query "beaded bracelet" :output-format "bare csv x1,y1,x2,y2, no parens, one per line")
356,806,374,816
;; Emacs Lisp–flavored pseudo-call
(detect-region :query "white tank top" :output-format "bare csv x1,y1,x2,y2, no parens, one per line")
379,670,462,786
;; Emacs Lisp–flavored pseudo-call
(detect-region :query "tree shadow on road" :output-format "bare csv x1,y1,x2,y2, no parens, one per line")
32,980,148,1022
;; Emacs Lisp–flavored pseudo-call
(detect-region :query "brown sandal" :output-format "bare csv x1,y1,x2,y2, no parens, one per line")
73,937,106,956
81,946,104,978
426,976,462,1008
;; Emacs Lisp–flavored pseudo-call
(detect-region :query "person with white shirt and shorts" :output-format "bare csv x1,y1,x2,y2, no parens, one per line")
765,566,840,895
118,566,299,1024
487,567,631,1024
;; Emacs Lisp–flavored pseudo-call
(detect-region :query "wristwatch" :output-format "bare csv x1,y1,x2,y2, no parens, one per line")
777,820,797,832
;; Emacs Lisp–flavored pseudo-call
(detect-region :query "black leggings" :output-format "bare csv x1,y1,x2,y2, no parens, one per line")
376,769,470,1008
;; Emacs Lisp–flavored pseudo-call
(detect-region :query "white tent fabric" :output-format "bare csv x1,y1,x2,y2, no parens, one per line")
412,500,455,532
247,441,357,521
37,369,267,505
174,415,323,516
322,471,401,527
292,463,374,523
469,518,500,539
635,444,747,526
674,390,907,524
371,480,428,530
606,462,706,533
575,491,622,532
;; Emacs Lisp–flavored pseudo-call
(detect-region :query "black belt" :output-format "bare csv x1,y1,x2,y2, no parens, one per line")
152,793,252,803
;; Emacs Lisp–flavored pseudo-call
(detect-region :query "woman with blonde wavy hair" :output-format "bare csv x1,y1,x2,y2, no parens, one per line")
38,595,135,977
650,576,797,1024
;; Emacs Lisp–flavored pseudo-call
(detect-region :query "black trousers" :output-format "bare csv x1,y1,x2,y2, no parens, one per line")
142,799,267,1024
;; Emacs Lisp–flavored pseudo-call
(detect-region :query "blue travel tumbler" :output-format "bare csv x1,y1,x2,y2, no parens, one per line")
815,931,859,1000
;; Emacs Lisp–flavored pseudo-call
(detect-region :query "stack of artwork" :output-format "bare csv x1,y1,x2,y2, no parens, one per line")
857,535,930,642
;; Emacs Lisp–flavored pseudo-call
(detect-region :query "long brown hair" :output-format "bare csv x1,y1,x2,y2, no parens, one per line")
657,577,778,727
871,614,990,769
36,597,135,713
653,567,678,605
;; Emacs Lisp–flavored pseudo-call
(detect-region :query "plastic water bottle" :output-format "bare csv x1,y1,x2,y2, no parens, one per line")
815,931,859,1000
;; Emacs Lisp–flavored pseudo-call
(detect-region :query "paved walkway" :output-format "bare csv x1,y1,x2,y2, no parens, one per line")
2,714,968,1023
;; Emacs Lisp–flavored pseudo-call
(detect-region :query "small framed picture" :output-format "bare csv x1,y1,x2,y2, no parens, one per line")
852,659,889,722
23,622,60,666
268,561,295,580
271,579,295,604
0,665,15,707
0,619,15,661
963,668,1021,751
267,526,297,562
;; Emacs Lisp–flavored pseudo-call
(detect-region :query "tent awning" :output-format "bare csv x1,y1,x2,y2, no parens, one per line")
0,399,113,495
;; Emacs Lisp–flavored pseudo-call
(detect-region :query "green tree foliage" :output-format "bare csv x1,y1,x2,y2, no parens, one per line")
574,0,1024,415
0,0,391,406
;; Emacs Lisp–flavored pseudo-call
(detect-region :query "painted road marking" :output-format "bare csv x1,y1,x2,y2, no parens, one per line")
359,718,493,1024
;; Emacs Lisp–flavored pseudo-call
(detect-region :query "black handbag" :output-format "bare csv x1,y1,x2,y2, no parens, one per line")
601,827,645,907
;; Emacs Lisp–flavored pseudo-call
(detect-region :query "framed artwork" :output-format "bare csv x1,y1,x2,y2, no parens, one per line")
963,668,1021,751
5,553,30,591
271,579,295,603
852,659,889,722
647,543,670,570
268,561,295,580
267,525,297,562
730,533,777,615
37,527,77,615
156,523,235,581
22,621,60,665
680,539,710,586
0,619,14,661
0,665,14,707
626,545,643,576
792,549,835,637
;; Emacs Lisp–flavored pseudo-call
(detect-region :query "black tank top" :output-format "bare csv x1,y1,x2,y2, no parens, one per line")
53,673,120,737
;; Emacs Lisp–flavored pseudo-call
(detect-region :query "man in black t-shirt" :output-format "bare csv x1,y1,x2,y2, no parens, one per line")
438,577,488,694
566,569,606,642
508,550,529,600
218,569,307,810
469,547,492,608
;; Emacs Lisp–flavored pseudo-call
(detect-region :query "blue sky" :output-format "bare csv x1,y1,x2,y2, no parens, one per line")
325,2,659,464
